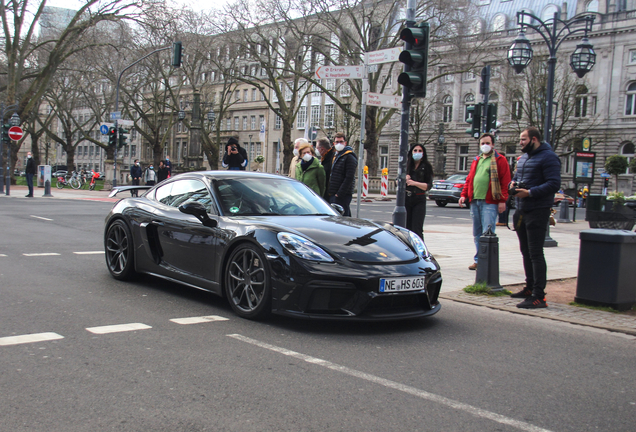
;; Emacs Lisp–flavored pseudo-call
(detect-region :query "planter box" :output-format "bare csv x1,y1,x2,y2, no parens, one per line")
585,196,636,230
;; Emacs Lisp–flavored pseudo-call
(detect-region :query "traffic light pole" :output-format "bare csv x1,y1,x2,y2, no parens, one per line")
354,73,368,219
480,66,490,134
392,0,417,229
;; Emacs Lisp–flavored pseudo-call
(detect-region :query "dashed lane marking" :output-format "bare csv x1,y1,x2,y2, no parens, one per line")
227,334,554,432
23,253,61,257
86,323,152,334
0,332,64,346
30,215,53,221
0,254,6,257
73,251,104,255
170,315,229,325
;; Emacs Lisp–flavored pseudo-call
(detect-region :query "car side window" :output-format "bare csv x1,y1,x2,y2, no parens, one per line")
161,179,216,213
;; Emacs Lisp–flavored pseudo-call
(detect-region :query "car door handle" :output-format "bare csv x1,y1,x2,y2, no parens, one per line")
151,220,165,226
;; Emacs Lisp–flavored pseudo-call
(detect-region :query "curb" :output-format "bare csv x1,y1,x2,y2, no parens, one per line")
440,292,636,336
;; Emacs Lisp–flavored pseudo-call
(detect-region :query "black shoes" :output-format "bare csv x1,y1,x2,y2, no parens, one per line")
516,296,547,309
25,194,33,197
510,288,532,298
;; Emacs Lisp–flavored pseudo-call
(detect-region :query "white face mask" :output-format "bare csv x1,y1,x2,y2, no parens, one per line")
481,144,492,154
27,155,32,159
412,152,423,161
302,153,313,162
315,148,321,157
334,144,345,152
293,148,299,157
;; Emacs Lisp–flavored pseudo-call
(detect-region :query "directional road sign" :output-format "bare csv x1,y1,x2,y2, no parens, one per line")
100,125,109,135
110,111,121,120
366,47,403,65
365,92,401,109
315,65,364,80
8,126,23,141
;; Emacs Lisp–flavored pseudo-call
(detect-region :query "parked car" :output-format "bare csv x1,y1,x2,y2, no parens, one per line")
554,193,575,207
428,174,469,207
104,172,442,321
52,170,68,178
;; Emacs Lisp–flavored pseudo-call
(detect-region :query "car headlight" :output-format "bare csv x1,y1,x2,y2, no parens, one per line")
277,233,334,262
408,231,431,259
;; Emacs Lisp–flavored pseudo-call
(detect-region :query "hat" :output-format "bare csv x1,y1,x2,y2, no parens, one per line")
227,137,239,146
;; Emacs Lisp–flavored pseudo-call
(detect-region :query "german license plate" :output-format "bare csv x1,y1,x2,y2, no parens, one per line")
379,276,425,293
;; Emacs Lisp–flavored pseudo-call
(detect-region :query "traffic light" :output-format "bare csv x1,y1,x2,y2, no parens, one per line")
108,127,117,147
118,127,128,149
465,103,482,139
397,22,429,98
172,41,182,67
603,177,609,189
486,103,498,132
1,124,8,144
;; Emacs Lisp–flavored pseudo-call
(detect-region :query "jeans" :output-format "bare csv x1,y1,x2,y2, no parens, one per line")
26,173,34,196
131,178,139,197
406,195,427,240
513,207,551,298
470,200,499,262
330,194,353,217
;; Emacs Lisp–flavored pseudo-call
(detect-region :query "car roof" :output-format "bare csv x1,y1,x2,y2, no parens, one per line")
175,170,294,182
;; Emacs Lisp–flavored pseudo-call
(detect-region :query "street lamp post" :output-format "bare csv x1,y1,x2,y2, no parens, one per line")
507,11,595,248
507,11,596,145
248,134,253,171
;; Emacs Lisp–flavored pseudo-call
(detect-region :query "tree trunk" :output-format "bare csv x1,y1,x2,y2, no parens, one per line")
281,122,293,174
364,107,379,177
65,147,76,173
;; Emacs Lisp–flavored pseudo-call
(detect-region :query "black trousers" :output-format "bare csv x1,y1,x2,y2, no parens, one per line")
131,178,140,196
513,207,551,298
26,173,34,196
406,195,427,240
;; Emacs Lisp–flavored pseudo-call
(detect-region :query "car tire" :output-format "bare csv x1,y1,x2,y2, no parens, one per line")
105,219,136,281
435,200,447,207
225,243,271,320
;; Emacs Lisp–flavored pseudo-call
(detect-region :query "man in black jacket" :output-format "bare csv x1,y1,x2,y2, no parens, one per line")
509,127,561,309
25,152,36,197
327,133,357,216
317,137,335,201
130,159,142,197
222,137,248,170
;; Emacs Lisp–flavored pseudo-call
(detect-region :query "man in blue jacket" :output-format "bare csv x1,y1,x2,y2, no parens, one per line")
509,127,561,309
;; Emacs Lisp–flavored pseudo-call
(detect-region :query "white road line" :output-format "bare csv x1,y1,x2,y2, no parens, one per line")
227,334,554,432
86,323,151,334
23,253,61,257
457,218,472,221
30,215,53,221
438,216,453,219
73,251,104,255
170,315,229,325
0,332,64,346
0,254,6,257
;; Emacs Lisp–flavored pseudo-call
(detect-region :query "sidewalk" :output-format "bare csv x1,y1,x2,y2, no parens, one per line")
4,188,636,335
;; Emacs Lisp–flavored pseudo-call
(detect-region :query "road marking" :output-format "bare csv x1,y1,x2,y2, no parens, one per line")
23,253,61,257
170,315,229,325
457,218,471,221
30,215,53,221
227,334,554,432
438,216,453,219
0,332,64,346
73,251,104,255
0,254,6,257
86,323,151,334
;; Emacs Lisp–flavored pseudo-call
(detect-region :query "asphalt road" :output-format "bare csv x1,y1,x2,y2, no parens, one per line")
0,198,631,432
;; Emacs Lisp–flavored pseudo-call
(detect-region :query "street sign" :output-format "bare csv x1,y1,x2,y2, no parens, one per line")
110,111,121,120
574,151,596,184
8,126,23,141
600,173,611,178
315,65,364,80
582,137,592,151
366,92,401,109
100,125,109,135
309,126,318,141
366,47,403,65
118,119,134,126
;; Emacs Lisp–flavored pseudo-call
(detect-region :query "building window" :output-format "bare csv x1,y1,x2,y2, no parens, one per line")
379,145,389,170
340,81,351,97
492,14,507,31
586,0,599,12
242,116,248,130
250,116,256,129
259,115,264,130
442,95,453,123
243,89,248,102
464,71,476,81
575,85,588,118
326,79,336,91
310,105,321,128
458,145,470,171
630,49,636,64
625,82,636,115
464,94,475,121
324,104,334,128
252,88,257,101
297,106,307,129
234,116,239,130
235,90,240,101
621,142,634,174
275,115,281,130
444,73,454,83
512,91,523,120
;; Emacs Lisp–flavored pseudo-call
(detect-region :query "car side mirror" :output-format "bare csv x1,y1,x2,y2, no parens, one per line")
331,203,344,215
179,202,217,228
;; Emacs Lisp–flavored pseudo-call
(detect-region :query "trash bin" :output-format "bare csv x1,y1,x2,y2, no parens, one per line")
575,229,636,311
585,194,606,211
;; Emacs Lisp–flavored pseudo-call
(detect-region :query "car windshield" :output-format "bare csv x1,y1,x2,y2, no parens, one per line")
446,174,467,182
212,177,338,216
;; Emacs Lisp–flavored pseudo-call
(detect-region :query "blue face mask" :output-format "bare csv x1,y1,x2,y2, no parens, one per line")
412,152,423,161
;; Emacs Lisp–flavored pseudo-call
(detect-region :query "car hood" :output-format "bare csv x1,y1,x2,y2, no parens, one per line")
243,216,418,263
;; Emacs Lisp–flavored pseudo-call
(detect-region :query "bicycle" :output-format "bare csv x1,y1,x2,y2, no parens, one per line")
56,174,71,189
68,171,81,190
88,170,100,191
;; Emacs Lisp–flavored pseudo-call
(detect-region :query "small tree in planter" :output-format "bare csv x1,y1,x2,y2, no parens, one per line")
604,155,628,192
254,155,265,172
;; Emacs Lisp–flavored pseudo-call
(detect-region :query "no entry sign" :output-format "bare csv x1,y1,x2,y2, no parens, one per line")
8,126,23,141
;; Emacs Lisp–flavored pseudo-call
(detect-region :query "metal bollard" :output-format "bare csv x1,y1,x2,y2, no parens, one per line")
475,226,503,292
557,200,572,223
43,179,53,197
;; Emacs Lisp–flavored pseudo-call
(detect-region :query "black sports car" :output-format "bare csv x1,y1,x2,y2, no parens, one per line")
104,171,442,320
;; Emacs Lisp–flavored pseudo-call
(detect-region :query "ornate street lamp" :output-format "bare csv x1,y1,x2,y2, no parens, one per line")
507,10,595,145
178,109,186,121
9,112,21,126
570,37,596,78
207,109,215,123
507,31,533,74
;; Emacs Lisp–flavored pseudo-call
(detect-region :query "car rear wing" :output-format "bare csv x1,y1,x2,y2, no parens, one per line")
108,185,153,198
